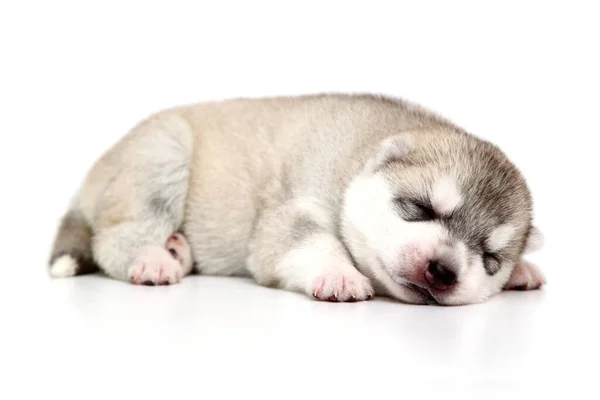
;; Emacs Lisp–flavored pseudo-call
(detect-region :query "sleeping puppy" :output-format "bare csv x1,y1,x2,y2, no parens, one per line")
48,93,545,305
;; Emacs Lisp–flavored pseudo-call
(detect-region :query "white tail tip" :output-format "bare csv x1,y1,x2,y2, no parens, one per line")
49,255,78,278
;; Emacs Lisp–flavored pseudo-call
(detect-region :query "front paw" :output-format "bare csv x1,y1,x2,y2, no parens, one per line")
311,269,374,302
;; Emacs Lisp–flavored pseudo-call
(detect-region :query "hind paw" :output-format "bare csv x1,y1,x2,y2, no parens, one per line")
165,233,193,271
128,246,183,285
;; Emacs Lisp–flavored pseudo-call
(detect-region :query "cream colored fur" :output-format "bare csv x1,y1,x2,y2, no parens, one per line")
49,94,544,304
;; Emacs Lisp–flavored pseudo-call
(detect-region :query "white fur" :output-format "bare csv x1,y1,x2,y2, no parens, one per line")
341,174,450,303
441,257,514,305
343,173,446,270
49,255,78,277
431,176,462,216
274,233,373,300
486,224,516,253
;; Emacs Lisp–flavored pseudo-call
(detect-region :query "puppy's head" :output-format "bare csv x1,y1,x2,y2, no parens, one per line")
340,131,544,305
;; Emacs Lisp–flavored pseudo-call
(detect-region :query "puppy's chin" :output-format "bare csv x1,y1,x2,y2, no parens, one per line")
368,256,431,305
385,282,432,305
373,257,491,306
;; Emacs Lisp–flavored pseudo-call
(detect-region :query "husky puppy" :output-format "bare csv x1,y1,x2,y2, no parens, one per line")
48,94,545,305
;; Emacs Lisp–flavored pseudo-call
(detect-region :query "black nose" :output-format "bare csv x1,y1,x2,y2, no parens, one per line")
428,261,457,286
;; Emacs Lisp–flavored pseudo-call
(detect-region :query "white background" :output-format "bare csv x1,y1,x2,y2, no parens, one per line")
1,1,598,399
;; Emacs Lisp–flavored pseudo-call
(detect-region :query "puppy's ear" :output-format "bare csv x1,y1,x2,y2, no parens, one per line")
503,259,546,291
368,134,414,171
524,226,544,254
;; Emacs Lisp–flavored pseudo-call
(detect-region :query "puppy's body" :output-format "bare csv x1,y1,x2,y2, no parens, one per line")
182,95,447,278
49,93,544,305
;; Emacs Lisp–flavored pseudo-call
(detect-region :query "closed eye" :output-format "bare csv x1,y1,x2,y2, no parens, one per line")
394,198,437,222
414,202,437,220
483,252,502,275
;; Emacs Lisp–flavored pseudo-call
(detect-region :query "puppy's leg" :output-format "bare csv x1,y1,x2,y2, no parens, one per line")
94,223,195,285
247,198,374,302
87,113,194,284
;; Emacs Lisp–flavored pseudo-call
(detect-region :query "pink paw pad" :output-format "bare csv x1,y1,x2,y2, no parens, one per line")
165,233,193,271
311,270,374,302
128,246,183,286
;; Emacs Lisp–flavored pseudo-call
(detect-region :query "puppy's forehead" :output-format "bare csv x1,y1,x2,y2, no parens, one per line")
430,176,462,216
381,136,533,238
385,169,463,215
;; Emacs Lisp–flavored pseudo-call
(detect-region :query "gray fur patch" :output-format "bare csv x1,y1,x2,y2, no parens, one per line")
149,194,173,217
289,216,322,244
49,210,98,275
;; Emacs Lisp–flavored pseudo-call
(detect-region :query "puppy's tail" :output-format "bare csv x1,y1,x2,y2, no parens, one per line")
48,201,98,278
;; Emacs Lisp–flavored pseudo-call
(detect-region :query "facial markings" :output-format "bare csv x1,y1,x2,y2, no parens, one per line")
387,166,526,280
394,203,511,277
478,225,515,276
482,251,502,276
486,224,516,253
392,179,457,223
431,176,462,217
393,198,437,222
